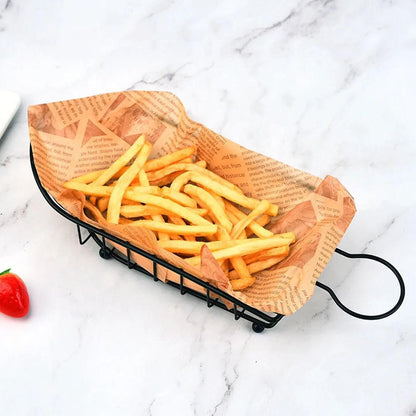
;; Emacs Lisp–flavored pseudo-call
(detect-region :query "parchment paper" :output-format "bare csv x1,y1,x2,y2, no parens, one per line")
28,91,356,315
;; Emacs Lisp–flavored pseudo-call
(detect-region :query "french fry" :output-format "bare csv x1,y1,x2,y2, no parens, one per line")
89,196,97,205
63,182,161,198
243,245,289,264
225,210,247,238
129,220,217,237
146,160,206,182
172,173,278,216
245,214,270,237
224,200,273,238
229,256,288,280
161,187,197,208
230,277,256,291
130,186,162,195
66,156,204,185
69,169,104,184
84,200,105,222
91,135,145,186
144,146,196,172
120,205,207,218
97,197,109,212
167,215,195,242
151,214,170,241
185,235,294,266
121,198,143,205
230,200,270,239
122,192,211,226
217,226,252,281
138,169,149,186
157,236,290,255
107,142,152,223
207,190,225,210
170,168,244,195
137,169,169,240
184,184,233,233
149,172,183,187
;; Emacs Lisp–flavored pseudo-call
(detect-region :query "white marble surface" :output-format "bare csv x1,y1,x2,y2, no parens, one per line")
1,0,415,414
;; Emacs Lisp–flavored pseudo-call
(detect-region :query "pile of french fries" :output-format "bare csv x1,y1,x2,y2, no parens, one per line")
64,135,295,290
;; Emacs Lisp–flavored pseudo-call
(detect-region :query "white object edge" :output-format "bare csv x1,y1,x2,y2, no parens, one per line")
0,90,20,139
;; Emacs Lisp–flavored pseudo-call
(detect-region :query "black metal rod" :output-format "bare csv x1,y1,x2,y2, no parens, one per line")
30,145,405,329
315,248,405,320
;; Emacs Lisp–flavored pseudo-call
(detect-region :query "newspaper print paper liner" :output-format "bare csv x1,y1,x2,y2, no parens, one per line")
28,91,356,315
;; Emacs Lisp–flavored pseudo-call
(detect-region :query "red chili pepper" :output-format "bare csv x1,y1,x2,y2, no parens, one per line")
0,269,30,318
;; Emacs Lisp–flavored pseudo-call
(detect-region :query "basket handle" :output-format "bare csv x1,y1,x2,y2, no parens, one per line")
315,248,405,320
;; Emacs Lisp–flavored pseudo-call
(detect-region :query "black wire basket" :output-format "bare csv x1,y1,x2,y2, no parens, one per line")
30,147,405,332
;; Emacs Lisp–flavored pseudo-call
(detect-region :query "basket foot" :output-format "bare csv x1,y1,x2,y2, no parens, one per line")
99,247,112,259
252,322,265,333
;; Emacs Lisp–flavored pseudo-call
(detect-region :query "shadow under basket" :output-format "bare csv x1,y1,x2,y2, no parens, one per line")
30,147,405,333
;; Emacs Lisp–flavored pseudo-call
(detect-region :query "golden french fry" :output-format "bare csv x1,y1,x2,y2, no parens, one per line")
207,190,225,210
184,184,233,233
63,182,113,197
84,200,105,222
245,214,270,237
161,187,197,208
107,142,152,223
243,245,289,264
128,220,217,237
122,192,211,226
229,256,288,280
67,165,130,184
120,205,206,218
225,209,239,225
144,146,196,172
230,277,256,291
97,197,109,212
63,182,161,198
69,169,104,184
136,169,169,239
91,135,145,186
149,172,183,187
150,214,170,241
185,235,294,266
130,186,162,195
138,169,150,186
89,196,97,205
231,200,270,239
172,172,278,216
225,210,247,238
157,236,286,255
66,158,205,185
167,215,195,242
217,225,252,280
146,160,206,182
170,168,244,195
224,200,273,238
121,198,142,205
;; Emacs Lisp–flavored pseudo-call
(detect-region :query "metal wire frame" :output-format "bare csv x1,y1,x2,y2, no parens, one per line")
30,146,405,332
